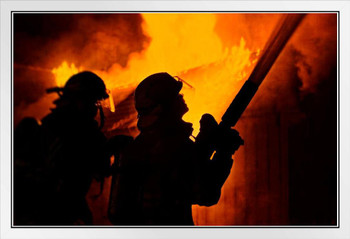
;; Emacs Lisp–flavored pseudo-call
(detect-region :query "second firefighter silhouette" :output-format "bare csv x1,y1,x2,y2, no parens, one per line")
109,72,243,225
14,72,111,225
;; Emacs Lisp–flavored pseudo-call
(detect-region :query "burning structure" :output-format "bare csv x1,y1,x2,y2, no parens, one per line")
13,13,337,225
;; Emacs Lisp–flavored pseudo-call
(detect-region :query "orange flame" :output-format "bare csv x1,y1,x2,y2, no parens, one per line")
52,14,258,135
51,61,83,87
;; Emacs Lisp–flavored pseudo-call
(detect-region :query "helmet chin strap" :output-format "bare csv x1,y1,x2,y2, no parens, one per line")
98,105,105,130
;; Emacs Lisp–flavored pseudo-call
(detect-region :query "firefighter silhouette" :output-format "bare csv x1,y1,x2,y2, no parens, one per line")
14,71,111,225
108,72,244,225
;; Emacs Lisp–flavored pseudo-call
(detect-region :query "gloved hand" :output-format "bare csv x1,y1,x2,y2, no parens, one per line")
198,114,244,155
106,135,134,174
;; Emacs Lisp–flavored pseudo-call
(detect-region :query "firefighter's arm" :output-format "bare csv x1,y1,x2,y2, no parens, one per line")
193,114,243,206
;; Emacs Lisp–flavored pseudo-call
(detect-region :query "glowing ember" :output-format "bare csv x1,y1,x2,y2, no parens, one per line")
108,89,115,113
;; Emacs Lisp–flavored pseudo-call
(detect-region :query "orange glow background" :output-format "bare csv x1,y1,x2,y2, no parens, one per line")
14,13,337,225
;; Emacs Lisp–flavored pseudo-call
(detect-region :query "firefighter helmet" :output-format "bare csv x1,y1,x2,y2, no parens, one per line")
134,72,182,115
62,71,109,101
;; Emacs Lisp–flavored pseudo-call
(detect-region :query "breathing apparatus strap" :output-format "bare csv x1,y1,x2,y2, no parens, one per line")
98,105,105,130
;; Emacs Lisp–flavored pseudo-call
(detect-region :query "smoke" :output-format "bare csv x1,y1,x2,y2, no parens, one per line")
14,13,149,124
291,14,337,95
14,14,148,69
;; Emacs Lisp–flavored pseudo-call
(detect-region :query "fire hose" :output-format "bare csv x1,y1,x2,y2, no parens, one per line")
220,13,306,129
